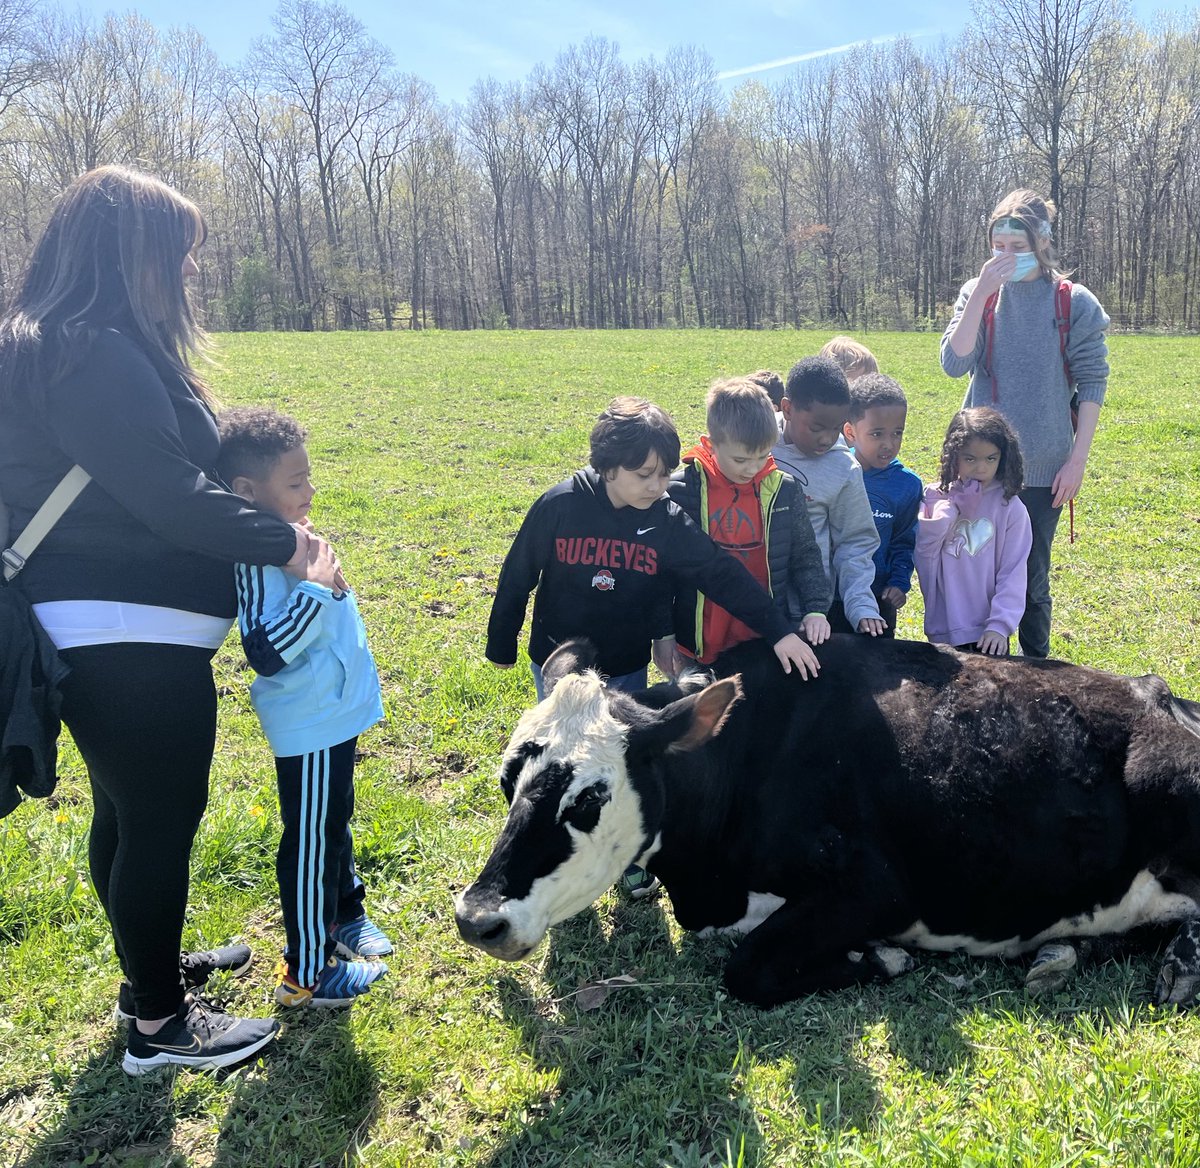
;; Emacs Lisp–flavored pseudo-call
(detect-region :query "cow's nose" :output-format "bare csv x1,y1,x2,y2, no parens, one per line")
456,906,511,951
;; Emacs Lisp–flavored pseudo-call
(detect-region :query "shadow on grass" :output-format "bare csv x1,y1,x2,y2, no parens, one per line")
472,913,1181,1167
472,898,886,1168
15,1008,378,1168
211,1007,379,1166
17,1031,182,1168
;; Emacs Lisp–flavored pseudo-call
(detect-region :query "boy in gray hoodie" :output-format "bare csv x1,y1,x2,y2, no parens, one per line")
772,356,886,636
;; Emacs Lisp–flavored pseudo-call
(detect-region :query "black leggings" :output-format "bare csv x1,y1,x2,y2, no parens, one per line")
59,642,217,1020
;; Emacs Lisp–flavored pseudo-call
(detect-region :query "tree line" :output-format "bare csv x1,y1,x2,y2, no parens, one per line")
1,0,1198,332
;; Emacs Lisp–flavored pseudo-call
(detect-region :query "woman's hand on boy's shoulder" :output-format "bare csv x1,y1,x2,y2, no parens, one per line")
291,520,350,592
285,531,343,592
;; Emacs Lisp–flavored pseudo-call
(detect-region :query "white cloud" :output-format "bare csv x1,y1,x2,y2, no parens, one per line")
716,31,935,79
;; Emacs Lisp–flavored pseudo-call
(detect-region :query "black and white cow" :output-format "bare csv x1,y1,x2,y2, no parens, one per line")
455,635,1200,1008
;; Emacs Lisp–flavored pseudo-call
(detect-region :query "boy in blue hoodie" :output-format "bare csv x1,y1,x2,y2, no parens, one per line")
217,408,391,1008
841,374,923,637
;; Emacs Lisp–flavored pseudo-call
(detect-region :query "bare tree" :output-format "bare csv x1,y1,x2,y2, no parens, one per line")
969,0,1125,232
252,0,393,326
347,73,428,328
656,46,718,327
23,9,123,188
462,77,524,326
790,61,856,324
5,1,1200,331
0,0,41,119
223,72,320,328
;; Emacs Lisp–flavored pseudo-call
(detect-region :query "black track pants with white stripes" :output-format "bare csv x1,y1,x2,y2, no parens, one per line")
274,737,367,986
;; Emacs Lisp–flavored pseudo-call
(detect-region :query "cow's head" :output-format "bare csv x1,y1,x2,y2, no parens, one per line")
455,640,742,961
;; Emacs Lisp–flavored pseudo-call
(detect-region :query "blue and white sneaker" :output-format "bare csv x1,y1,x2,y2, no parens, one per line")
274,956,388,1008
330,915,394,960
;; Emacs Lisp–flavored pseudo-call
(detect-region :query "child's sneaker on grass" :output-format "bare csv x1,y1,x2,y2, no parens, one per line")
274,956,388,1008
116,943,255,1021
330,915,394,959
122,995,278,1075
619,865,661,899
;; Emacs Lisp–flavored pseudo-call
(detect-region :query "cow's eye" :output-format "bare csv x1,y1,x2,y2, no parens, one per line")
563,783,610,830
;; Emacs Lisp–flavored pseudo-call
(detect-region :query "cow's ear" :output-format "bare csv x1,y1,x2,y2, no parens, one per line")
627,676,743,756
542,639,598,695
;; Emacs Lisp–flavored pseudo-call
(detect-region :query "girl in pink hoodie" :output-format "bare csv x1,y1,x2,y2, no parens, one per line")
916,408,1033,655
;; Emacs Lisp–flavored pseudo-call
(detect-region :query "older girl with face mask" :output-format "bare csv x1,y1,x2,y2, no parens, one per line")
939,188,1110,659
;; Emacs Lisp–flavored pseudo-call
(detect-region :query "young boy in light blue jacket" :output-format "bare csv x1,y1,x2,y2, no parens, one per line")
217,407,391,1008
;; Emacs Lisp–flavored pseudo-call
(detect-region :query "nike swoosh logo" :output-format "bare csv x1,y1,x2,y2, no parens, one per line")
145,1035,203,1054
636,527,655,535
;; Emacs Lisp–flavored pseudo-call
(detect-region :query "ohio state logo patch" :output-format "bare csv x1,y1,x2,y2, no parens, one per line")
591,570,616,591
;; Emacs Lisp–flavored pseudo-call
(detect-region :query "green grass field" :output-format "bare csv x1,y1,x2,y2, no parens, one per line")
2,329,1199,1168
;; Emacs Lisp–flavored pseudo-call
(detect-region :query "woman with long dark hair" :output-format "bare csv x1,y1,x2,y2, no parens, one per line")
940,189,1110,658
0,166,323,1073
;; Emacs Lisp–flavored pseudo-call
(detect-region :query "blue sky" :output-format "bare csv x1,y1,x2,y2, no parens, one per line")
77,0,1197,104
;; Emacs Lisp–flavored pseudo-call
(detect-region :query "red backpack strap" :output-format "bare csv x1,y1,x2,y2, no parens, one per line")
1056,278,1080,543
981,290,1000,403
1055,279,1073,386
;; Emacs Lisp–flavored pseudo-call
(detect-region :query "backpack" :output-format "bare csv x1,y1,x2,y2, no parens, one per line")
980,278,1079,542
0,465,90,817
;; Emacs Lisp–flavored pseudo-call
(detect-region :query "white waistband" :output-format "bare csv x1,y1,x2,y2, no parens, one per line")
32,600,234,651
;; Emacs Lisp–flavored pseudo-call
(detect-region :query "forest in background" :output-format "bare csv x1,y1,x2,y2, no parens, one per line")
1,0,1198,332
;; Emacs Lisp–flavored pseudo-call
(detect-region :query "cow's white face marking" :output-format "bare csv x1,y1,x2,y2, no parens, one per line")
472,672,650,956
895,869,1200,958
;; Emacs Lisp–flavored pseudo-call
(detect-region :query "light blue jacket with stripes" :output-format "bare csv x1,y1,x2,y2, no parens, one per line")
234,564,384,758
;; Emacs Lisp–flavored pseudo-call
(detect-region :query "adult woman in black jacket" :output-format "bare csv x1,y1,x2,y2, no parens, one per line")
0,166,325,1073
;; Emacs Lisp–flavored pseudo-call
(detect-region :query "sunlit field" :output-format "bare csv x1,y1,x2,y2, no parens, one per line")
2,329,1199,1167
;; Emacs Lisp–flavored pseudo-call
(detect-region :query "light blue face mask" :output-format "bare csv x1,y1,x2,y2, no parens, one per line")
992,248,1040,282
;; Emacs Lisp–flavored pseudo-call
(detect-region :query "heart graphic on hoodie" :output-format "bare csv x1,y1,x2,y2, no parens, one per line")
949,516,995,557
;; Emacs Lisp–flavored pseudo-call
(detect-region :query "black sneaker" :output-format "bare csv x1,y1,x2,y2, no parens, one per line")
122,996,279,1075
116,944,254,1020
181,943,253,987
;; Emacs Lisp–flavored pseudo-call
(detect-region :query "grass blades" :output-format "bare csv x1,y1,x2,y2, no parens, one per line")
2,329,1198,1167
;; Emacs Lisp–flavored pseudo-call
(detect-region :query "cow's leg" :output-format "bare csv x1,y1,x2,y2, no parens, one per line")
1155,920,1200,1005
866,943,916,980
722,896,909,1007
1025,942,1078,996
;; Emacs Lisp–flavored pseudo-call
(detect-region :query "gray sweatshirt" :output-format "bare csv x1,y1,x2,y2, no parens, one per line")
771,438,881,627
940,276,1110,488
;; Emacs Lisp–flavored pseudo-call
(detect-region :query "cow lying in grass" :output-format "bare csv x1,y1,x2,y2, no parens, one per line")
456,636,1200,1007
